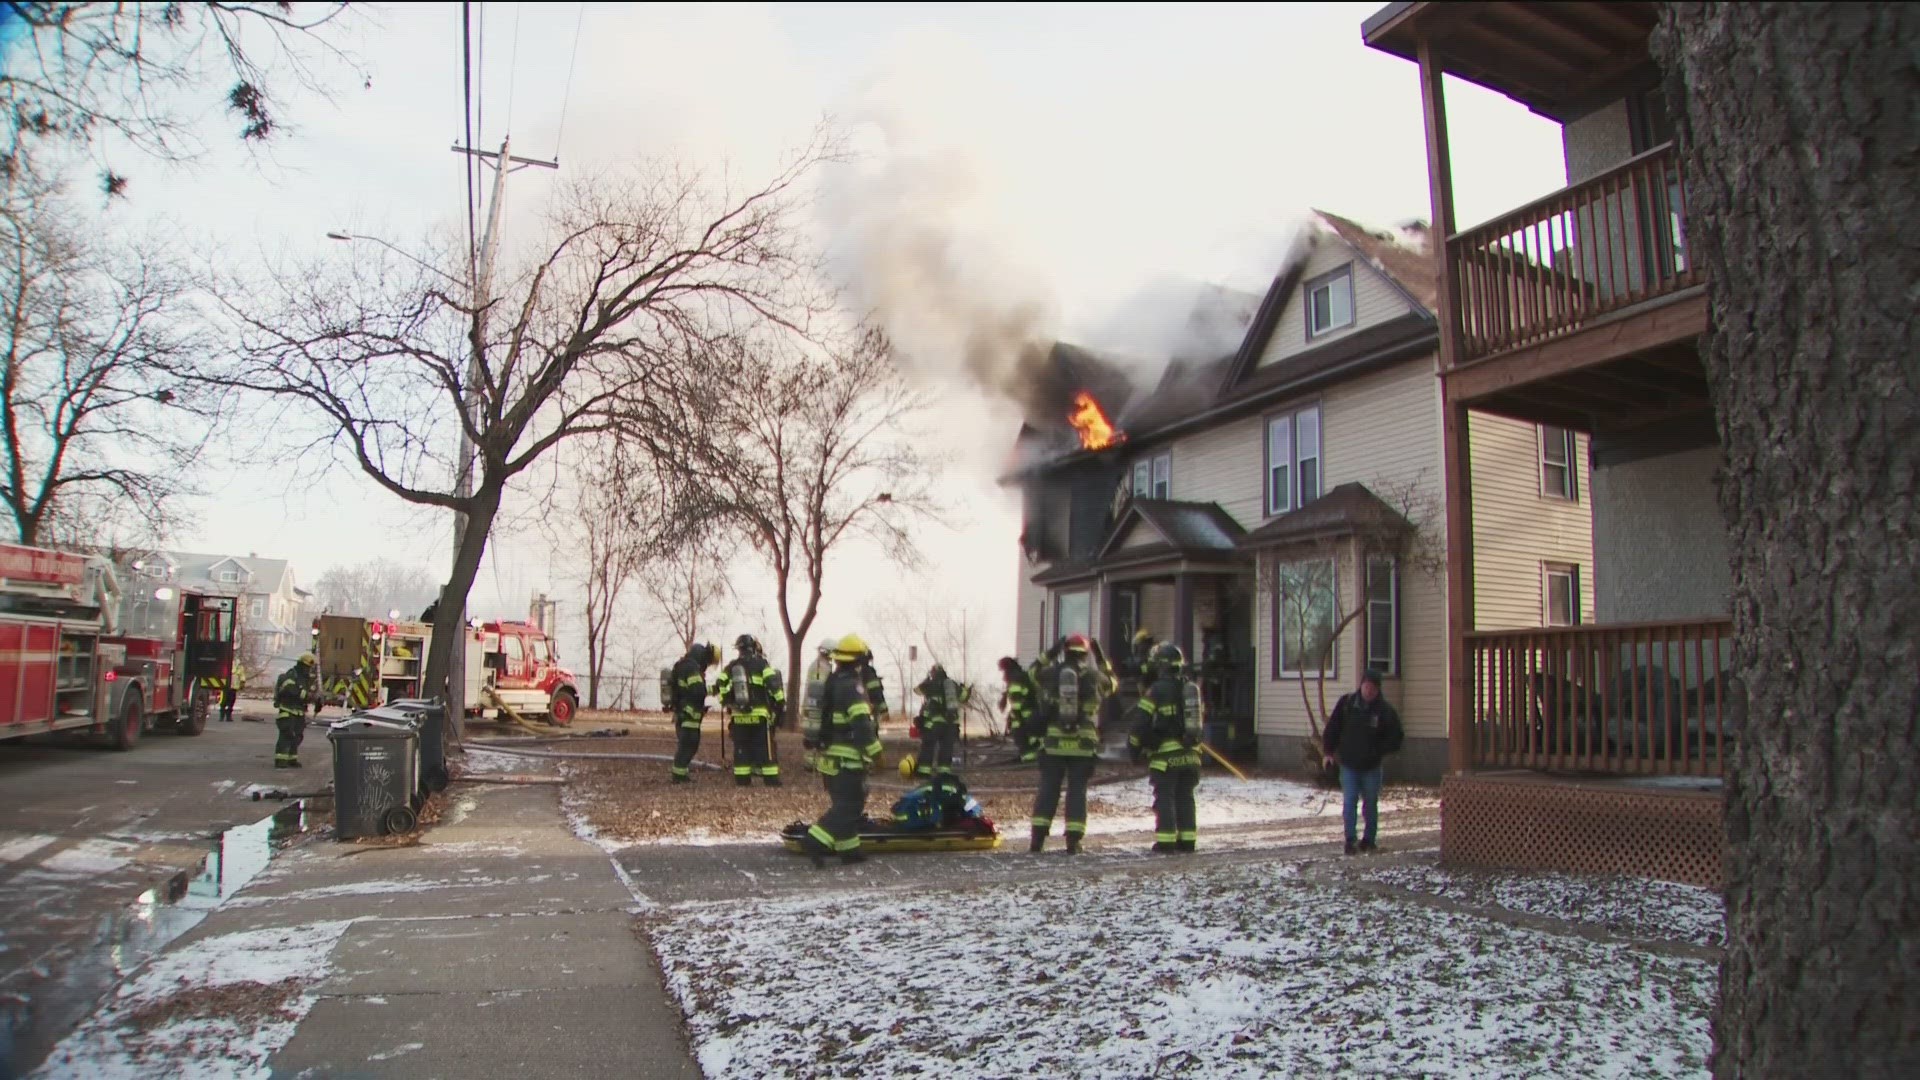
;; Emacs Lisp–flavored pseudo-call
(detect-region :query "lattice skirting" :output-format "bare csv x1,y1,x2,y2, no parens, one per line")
1441,771,1725,888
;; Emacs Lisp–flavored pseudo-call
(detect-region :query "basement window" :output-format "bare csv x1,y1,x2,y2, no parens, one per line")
1306,265,1355,338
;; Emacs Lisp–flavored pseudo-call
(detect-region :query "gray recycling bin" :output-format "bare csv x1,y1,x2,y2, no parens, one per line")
383,698,450,795
328,716,420,839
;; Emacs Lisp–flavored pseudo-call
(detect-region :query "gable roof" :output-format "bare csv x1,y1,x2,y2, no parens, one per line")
1238,482,1415,549
1097,499,1246,561
164,551,297,595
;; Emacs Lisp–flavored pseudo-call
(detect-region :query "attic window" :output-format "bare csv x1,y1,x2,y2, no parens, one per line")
1306,265,1355,338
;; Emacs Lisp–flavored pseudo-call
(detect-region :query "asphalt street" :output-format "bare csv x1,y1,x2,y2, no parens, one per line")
0,697,327,1078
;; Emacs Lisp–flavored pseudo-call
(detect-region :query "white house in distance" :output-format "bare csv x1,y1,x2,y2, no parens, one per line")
139,551,313,670
1005,211,1595,779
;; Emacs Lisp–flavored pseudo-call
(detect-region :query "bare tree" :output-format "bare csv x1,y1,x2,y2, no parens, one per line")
1259,476,1444,781
1653,6,1918,1075
1,1,358,193
638,533,737,657
310,556,441,620
544,438,674,708
0,182,214,545
204,137,833,735
644,327,938,727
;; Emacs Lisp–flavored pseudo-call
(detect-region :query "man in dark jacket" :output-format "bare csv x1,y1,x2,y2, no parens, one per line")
1322,669,1404,854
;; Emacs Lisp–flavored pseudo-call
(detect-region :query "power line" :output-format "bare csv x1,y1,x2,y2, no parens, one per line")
461,2,477,278
475,0,487,149
554,2,586,160
506,1,524,135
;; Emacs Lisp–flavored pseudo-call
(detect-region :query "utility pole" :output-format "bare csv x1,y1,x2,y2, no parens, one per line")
442,136,557,730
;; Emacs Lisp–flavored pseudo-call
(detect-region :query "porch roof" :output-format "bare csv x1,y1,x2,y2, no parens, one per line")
1238,482,1413,549
1031,500,1249,587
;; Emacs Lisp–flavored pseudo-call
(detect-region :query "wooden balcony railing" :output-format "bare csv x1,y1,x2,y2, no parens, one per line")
1465,618,1738,778
1448,142,1702,367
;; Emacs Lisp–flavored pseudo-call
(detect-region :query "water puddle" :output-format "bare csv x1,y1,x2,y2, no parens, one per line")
1,800,324,1078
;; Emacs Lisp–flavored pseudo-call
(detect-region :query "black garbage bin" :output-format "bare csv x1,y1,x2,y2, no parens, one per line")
328,717,420,839
384,698,450,795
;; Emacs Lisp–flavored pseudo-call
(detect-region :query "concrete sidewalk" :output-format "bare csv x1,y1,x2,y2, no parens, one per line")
61,775,701,1079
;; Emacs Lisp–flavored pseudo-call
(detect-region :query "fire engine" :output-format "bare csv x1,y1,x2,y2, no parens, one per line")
311,614,579,725
1,542,237,748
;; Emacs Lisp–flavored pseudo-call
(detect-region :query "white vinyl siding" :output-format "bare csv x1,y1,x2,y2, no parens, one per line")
1166,413,1265,528
1255,235,1415,368
1470,412,1596,630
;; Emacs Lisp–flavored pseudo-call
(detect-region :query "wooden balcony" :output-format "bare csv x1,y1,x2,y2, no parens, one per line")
1466,618,1738,778
1447,142,1701,369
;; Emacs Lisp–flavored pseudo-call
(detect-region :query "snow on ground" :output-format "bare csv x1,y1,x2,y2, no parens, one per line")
36,838,134,875
34,920,353,1079
223,874,539,907
1359,854,1726,948
1083,776,1437,833
654,861,1713,1079
461,746,544,775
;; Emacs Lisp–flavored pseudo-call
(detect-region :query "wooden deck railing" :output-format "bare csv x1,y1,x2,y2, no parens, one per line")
1448,142,1702,367
1465,618,1738,777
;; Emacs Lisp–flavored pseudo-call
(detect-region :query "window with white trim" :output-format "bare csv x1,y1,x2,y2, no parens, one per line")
1365,557,1398,676
1306,265,1355,338
1540,425,1578,500
1265,405,1322,515
1272,557,1337,678
250,598,264,619
1131,452,1171,499
218,569,241,584
1544,563,1581,627
1054,590,1092,642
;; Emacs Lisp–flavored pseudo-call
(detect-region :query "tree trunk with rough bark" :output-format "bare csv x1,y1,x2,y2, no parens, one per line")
1654,5,1919,1076
421,485,502,743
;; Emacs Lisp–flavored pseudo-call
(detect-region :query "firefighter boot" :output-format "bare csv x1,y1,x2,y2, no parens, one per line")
1065,834,1083,855
1029,826,1046,854
1176,840,1196,854
735,775,752,787
838,850,867,865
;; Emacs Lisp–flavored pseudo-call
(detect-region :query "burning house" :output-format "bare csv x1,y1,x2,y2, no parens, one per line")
1004,211,1596,777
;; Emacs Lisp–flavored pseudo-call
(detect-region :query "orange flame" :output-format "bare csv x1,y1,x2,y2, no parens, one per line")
1068,391,1125,451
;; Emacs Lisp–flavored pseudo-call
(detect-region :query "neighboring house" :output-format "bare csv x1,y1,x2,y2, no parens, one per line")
137,551,314,669
1365,1,1729,885
1007,211,1595,781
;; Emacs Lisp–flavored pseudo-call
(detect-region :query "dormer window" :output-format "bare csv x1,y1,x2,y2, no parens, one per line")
1306,265,1355,338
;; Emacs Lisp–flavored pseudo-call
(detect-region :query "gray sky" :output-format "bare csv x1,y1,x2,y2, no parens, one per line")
105,2,1564,678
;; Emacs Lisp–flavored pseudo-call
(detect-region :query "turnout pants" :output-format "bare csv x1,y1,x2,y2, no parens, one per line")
1031,755,1095,841
219,688,238,721
672,721,702,780
1151,765,1201,848
806,767,870,855
917,722,957,776
274,711,306,765
730,719,780,783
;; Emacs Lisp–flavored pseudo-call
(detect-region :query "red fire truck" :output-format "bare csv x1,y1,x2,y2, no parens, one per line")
0,543,237,748
312,614,579,724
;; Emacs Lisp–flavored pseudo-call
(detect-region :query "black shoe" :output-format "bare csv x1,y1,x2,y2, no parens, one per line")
735,776,752,787
1151,842,1176,854
1176,840,1195,853
273,761,290,769
285,760,303,768
839,851,867,865
1029,827,1046,854
763,776,782,787
1344,840,1357,856
1360,839,1378,854
671,773,691,784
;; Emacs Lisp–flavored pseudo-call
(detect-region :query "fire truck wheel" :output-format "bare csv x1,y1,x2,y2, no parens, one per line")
110,694,143,751
381,805,418,835
178,686,210,737
548,689,578,727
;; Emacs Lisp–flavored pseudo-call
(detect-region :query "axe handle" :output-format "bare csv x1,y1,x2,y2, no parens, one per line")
1200,741,1249,782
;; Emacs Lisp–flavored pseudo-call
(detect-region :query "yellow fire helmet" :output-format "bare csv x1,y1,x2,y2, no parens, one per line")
898,753,918,780
297,653,316,666
832,633,868,662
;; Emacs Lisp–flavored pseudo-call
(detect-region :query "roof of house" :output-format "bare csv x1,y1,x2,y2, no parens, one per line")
1010,211,1440,481
1238,482,1415,548
162,551,298,595
1100,499,1246,559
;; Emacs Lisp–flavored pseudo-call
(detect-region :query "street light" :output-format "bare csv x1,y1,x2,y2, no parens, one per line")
325,231,465,289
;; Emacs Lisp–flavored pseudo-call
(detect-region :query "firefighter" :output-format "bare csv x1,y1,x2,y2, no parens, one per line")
272,654,318,768
998,656,1038,764
1129,642,1203,853
669,641,720,783
800,634,883,867
220,660,247,723
713,635,786,787
1030,634,1113,853
913,664,968,778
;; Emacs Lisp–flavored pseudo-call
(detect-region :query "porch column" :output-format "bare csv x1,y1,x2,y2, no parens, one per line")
1417,34,1462,374
1443,396,1477,774
1174,573,1195,659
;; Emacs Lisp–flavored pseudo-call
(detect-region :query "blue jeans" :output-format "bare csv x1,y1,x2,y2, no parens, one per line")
1340,764,1384,846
